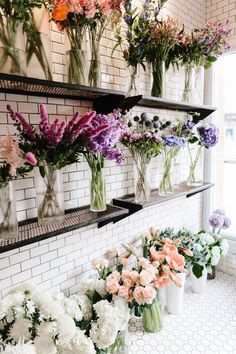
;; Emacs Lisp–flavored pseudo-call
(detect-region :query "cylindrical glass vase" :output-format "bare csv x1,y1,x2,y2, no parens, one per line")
142,291,164,333
187,144,204,187
133,154,151,203
182,64,195,102
108,330,129,354
159,147,175,197
65,27,87,85
127,65,140,96
35,166,64,225
0,182,18,240
0,19,26,76
26,7,52,80
151,60,165,97
90,162,106,212
88,29,101,88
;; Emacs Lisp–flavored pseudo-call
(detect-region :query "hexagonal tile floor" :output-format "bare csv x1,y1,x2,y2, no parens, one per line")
129,272,236,354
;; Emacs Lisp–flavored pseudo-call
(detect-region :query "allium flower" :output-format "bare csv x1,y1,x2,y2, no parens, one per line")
209,213,224,229
197,124,219,148
213,209,225,216
222,216,231,229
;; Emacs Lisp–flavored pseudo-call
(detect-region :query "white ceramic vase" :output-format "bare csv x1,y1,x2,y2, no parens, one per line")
166,272,186,314
190,267,207,294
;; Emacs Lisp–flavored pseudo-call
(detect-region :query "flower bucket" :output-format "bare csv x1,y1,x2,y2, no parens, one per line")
0,182,18,240
166,272,186,314
190,267,207,294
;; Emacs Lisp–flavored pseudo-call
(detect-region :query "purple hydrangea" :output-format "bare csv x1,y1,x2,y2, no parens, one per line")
222,216,231,229
183,120,195,131
209,213,224,229
163,135,186,147
197,124,219,148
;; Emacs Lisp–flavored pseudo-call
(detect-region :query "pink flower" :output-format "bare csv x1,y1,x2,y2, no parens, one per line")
25,152,37,166
106,271,120,282
133,285,156,305
139,269,155,286
150,246,166,262
166,253,185,271
153,272,170,289
0,135,23,176
163,242,178,254
138,257,150,268
180,247,193,257
169,271,183,287
119,253,130,266
106,279,120,294
118,286,129,298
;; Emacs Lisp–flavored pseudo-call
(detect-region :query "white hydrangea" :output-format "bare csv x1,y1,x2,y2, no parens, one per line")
211,246,221,266
58,329,96,354
76,279,107,298
0,294,25,321
10,318,32,343
112,296,130,332
70,295,92,321
34,335,57,354
62,297,83,322
90,319,119,350
32,292,64,320
56,314,77,346
199,233,215,245
220,239,229,257
2,342,36,354
193,243,203,252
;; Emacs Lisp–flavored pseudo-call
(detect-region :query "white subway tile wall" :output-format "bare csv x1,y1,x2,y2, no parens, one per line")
1,0,232,296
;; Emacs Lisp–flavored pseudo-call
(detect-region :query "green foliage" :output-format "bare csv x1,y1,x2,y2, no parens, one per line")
192,263,204,279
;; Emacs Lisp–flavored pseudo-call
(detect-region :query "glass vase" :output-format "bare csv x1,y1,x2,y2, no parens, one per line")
108,330,129,354
0,18,26,76
133,153,151,203
65,27,86,85
159,147,179,196
127,65,139,96
35,166,64,225
151,60,165,97
0,182,18,240
26,7,52,80
88,29,101,87
187,144,204,187
142,291,164,333
88,155,106,212
182,64,195,102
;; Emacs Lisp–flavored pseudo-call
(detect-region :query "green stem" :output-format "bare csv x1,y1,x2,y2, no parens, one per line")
151,60,165,97
187,145,203,185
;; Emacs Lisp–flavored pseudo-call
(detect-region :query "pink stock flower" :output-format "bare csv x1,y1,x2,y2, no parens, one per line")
133,285,156,305
25,152,37,166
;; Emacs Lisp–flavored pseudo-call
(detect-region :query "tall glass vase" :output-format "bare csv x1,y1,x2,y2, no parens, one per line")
26,8,52,80
87,154,106,212
133,153,151,203
182,64,195,102
142,291,164,333
108,330,129,354
88,29,101,87
0,182,18,240
187,144,204,186
151,60,165,97
159,147,179,196
127,65,139,96
65,27,86,85
0,18,26,76
35,166,64,225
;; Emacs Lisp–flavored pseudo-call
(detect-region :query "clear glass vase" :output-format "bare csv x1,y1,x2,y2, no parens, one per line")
35,166,64,225
0,182,18,240
127,65,139,96
151,60,166,97
142,291,164,333
159,147,177,196
88,155,106,212
182,64,195,102
187,144,204,187
26,7,52,80
0,19,26,76
65,27,86,85
108,330,129,354
133,153,151,203
88,29,101,87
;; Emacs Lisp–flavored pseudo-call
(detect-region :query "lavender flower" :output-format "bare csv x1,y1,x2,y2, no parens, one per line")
163,135,186,147
209,213,224,229
197,124,219,148
222,216,231,229
7,105,36,141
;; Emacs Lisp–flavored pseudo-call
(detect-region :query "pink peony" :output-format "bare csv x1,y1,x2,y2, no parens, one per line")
106,279,120,294
25,152,37,166
133,285,156,305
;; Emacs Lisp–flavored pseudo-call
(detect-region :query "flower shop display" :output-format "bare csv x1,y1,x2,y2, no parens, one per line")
115,0,167,96
179,21,231,102
142,227,192,314
0,133,36,239
146,17,180,97
81,110,124,212
120,113,163,203
7,104,95,225
185,119,219,186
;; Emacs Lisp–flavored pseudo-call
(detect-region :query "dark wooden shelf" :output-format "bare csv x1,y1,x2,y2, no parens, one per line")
113,182,213,221
138,96,216,121
0,204,128,253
